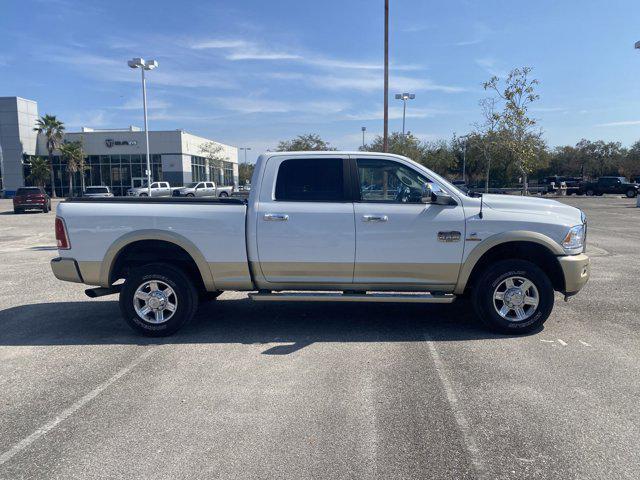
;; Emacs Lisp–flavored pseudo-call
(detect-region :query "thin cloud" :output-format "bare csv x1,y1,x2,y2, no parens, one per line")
475,57,507,78
307,72,466,93
597,120,640,127
189,37,422,71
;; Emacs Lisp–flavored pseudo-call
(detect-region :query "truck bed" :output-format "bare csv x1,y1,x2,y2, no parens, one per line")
57,196,252,290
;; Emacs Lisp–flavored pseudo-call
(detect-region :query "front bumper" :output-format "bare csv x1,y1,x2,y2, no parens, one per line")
558,253,590,294
51,257,84,283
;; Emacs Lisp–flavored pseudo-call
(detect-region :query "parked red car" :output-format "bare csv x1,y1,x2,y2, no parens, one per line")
13,187,51,214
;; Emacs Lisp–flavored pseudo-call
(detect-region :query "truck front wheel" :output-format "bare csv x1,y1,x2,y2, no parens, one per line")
471,259,554,334
119,263,198,336
626,188,637,198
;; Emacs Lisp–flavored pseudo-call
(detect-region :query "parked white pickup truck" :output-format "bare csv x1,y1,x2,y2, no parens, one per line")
127,181,172,197
172,181,234,198
51,151,590,336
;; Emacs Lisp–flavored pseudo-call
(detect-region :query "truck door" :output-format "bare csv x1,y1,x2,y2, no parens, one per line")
255,156,355,284
352,157,465,288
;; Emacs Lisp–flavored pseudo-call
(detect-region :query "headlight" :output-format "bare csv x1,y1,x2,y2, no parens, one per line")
562,224,585,253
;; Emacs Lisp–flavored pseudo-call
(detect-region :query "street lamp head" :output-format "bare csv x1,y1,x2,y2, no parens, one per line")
396,93,415,100
362,126,366,132
394,94,402,99
144,60,158,70
636,40,640,50
128,58,146,69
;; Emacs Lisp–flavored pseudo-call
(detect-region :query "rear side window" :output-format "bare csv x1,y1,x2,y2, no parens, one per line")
87,187,108,193
275,158,345,202
17,187,42,195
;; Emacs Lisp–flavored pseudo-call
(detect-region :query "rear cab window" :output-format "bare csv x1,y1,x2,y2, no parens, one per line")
275,158,346,202
16,187,43,195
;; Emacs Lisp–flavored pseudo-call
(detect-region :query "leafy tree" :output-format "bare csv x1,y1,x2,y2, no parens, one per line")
623,140,640,179
59,141,85,196
421,139,457,175
276,134,336,151
239,163,255,185
361,132,423,161
484,67,543,194
27,156,50,187
34,114,65,197
199,142,228,182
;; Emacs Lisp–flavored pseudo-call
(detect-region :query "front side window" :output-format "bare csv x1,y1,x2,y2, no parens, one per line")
150,183,158,189
275,158,345,202
357,158,436,203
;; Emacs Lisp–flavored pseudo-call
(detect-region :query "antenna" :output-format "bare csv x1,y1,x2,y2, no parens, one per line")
478,194,484,219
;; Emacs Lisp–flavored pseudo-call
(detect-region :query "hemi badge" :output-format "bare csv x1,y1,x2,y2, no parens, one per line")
438,231,461,242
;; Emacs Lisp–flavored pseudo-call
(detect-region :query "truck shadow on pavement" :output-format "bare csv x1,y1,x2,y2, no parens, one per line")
0,297,539,352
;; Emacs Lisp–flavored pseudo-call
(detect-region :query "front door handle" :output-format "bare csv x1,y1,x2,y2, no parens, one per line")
362,215,388,222
264,213,289,222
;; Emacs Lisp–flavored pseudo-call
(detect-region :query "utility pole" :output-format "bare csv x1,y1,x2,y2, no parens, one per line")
361,126,366,148
383,0,389,152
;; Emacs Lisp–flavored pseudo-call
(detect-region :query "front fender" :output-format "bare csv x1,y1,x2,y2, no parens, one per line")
454,230,565,295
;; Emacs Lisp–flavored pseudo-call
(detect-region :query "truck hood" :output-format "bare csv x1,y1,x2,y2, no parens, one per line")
481,194,583,224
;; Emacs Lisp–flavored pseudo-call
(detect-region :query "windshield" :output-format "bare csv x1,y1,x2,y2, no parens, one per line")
87,187,108,193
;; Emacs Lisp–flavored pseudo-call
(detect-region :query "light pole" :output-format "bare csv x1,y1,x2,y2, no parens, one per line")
458,134,471,184
394,93,415,136
361,126,366,148
635,41,639,207
383,0,389,152
128,57,158,196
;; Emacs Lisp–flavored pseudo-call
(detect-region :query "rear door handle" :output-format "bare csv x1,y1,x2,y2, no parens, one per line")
264,213,289,221
362,215,388,222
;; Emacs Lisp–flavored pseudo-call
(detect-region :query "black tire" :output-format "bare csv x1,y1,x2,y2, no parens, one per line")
471,259,554,334
585,189,595,196
626,189,637,198
219,191,228,198
13,207,21,214
139,193,148,197
42,202,49,213
186,193,195,197
119,263,198,336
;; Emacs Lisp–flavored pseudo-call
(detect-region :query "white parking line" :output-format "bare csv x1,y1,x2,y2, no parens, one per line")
423,332,487,477
557,339,568,346
0,347,155,467
579,341,592,347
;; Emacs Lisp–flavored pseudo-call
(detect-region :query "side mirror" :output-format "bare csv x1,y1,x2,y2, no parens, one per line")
421,182,456,205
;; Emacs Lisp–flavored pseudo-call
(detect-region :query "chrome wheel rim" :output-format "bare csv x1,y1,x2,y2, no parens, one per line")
493,276,539,322
133,280,177,324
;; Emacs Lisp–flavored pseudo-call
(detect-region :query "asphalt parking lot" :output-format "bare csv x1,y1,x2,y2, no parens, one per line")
0,196,639,479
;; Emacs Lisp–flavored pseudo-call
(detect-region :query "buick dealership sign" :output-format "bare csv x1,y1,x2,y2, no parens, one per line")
105,139,138,148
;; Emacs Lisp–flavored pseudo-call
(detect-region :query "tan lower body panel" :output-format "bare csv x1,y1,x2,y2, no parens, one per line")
252,261,457,293
207,262,254,290
354,262,461,285
78,261,103,286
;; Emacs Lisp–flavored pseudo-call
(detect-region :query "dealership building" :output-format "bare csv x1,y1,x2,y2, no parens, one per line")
0,96,238,196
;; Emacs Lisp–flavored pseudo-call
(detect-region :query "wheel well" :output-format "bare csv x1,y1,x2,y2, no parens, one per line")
110,240,205,293
465,241,565,294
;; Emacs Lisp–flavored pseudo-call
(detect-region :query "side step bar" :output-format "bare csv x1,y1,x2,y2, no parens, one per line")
249,292,456,304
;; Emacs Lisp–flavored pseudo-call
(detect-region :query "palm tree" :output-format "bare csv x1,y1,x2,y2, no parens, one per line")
27,157,51,187
59,141,84,196
33,114,65,197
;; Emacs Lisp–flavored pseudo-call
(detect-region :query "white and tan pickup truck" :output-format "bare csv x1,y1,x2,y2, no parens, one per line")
51,151,590,336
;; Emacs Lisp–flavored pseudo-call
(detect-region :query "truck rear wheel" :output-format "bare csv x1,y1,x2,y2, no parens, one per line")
119,263,198,336
471,259,554,334
626,188,637,198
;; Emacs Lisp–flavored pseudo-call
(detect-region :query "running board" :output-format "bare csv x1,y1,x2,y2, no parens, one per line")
249,292,456,304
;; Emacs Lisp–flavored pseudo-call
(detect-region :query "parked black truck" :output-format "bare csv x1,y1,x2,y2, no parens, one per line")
579,177,639,197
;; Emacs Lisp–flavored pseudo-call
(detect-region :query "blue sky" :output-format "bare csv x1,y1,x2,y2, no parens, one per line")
1,0,639,158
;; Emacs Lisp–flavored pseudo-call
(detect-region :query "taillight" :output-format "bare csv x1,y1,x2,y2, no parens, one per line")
55,217,71,249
